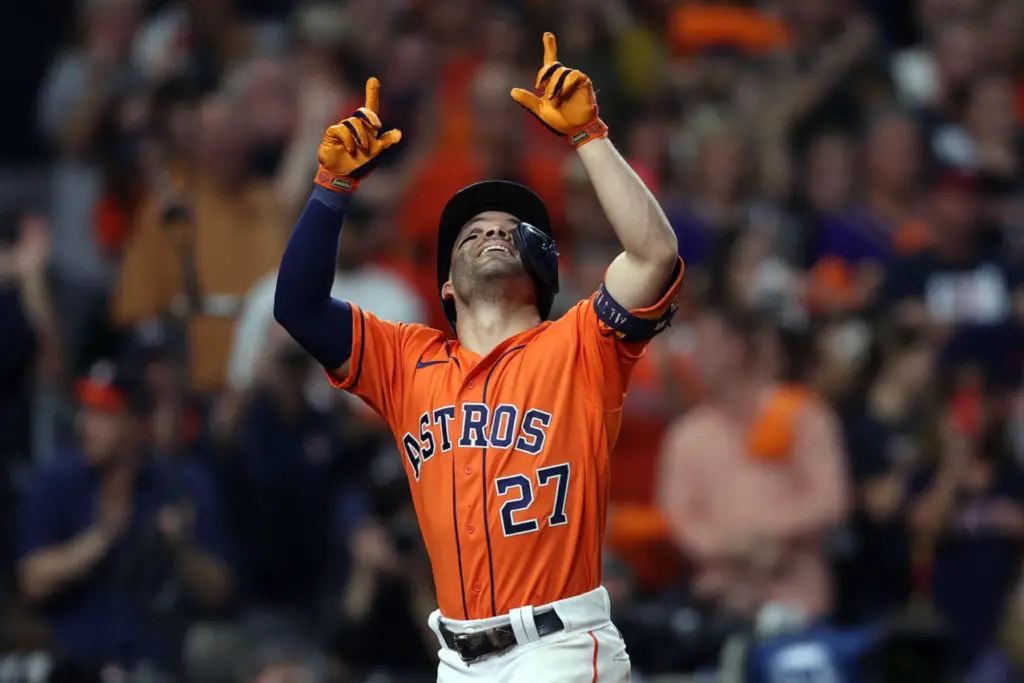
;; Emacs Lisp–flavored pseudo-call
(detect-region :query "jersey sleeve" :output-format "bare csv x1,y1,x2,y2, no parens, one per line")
566,256,685,409
325,304,435,427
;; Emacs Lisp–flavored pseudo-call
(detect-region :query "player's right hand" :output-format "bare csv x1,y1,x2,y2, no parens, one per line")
315,78,402,194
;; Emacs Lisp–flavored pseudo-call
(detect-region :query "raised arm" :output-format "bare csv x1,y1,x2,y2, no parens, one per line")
511,33,678,310
578,139,679,309
273,78,402,376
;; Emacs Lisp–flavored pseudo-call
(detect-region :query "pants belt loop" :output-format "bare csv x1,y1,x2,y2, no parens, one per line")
508,606,540,645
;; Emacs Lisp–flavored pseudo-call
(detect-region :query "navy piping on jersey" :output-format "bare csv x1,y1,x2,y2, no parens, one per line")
445,342,461,369
450,453,470,619
416,343,462,370
348,309,367,390
480,344,527,616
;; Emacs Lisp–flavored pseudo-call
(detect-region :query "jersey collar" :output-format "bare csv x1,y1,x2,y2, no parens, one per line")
450,321,553,372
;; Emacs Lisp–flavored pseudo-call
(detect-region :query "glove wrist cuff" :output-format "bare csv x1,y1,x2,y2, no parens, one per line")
314,166,359,194
568,118,608,149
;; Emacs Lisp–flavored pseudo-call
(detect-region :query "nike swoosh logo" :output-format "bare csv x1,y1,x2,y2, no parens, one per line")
416,360,448,369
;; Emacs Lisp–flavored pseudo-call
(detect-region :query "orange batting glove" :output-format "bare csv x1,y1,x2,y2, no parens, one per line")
315,77,402,194
510,32,609,149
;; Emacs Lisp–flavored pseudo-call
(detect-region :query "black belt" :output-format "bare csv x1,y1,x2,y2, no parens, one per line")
439,609,565,662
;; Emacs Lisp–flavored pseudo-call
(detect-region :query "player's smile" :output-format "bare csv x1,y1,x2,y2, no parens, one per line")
455,228,518,260
477,238,516,259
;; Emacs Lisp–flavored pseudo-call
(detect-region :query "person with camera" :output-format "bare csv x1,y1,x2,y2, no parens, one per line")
907,379,1024,681
215,327,362,634
325,457,436,678
113,77,288,397
0,211,60,463
16,361,234,676
0,209,60,599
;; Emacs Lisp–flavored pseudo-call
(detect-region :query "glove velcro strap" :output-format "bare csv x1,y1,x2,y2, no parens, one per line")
568,118,608,148
314,166,359,194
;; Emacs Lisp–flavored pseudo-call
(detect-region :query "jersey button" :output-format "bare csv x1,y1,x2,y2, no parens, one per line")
473,583,482,594
466,524,475,534
467,380,476,389
464,465,472,475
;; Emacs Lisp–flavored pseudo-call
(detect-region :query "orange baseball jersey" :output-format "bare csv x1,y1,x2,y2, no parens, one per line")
329,260,684,620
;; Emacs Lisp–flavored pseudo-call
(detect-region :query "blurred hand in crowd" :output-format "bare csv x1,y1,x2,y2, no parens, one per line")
158,502,196,550
83,0,141,72
966,74,1020,181
349,520,400,578
13,214,50,281
97,466,133,538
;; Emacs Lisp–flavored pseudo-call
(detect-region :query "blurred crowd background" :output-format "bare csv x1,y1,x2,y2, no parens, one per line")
1,0,1024,681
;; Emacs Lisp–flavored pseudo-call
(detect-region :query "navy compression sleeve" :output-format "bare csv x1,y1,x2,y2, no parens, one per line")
273,187,354,369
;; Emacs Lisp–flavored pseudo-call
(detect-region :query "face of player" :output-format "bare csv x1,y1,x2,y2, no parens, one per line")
446,210,531,301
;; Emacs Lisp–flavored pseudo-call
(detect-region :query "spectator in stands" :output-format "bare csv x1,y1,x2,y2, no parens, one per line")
882,169,1024,385
965,72,1023,191
669,113,755,302
113,78,287,395
38,0,144,376
0,210,57,594
132,0,259,92
837,325,936,620
16,361,234,674
325,452,436,678
659,308,850,623
215,327,365,634
908,382,1024,679
273,8,351,224
0,210,59,464
810,111,927,313
919,21,983,168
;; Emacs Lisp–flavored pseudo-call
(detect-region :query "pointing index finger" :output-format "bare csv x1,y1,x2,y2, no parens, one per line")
364,77,380,113
542,32,557,66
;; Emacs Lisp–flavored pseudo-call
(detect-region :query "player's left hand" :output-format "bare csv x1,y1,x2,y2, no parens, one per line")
510,32,609,148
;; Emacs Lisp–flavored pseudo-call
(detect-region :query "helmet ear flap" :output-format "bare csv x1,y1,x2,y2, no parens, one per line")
511,222,560,297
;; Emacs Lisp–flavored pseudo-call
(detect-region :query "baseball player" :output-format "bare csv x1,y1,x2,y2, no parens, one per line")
274,33,682,682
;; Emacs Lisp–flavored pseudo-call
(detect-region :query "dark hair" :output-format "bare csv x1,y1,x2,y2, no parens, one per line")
701,303,775,369
343,198,374,233
0,207,24,246
968,70,1016,98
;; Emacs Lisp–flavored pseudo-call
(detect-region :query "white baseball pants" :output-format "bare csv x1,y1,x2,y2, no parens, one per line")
428,586,631,683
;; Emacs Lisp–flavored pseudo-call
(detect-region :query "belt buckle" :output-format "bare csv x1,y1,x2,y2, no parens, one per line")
484,628,516,657
451,628,515,663
451,633,482,663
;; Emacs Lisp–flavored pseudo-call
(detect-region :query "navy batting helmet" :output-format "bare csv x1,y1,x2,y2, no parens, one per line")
436,180,559,332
